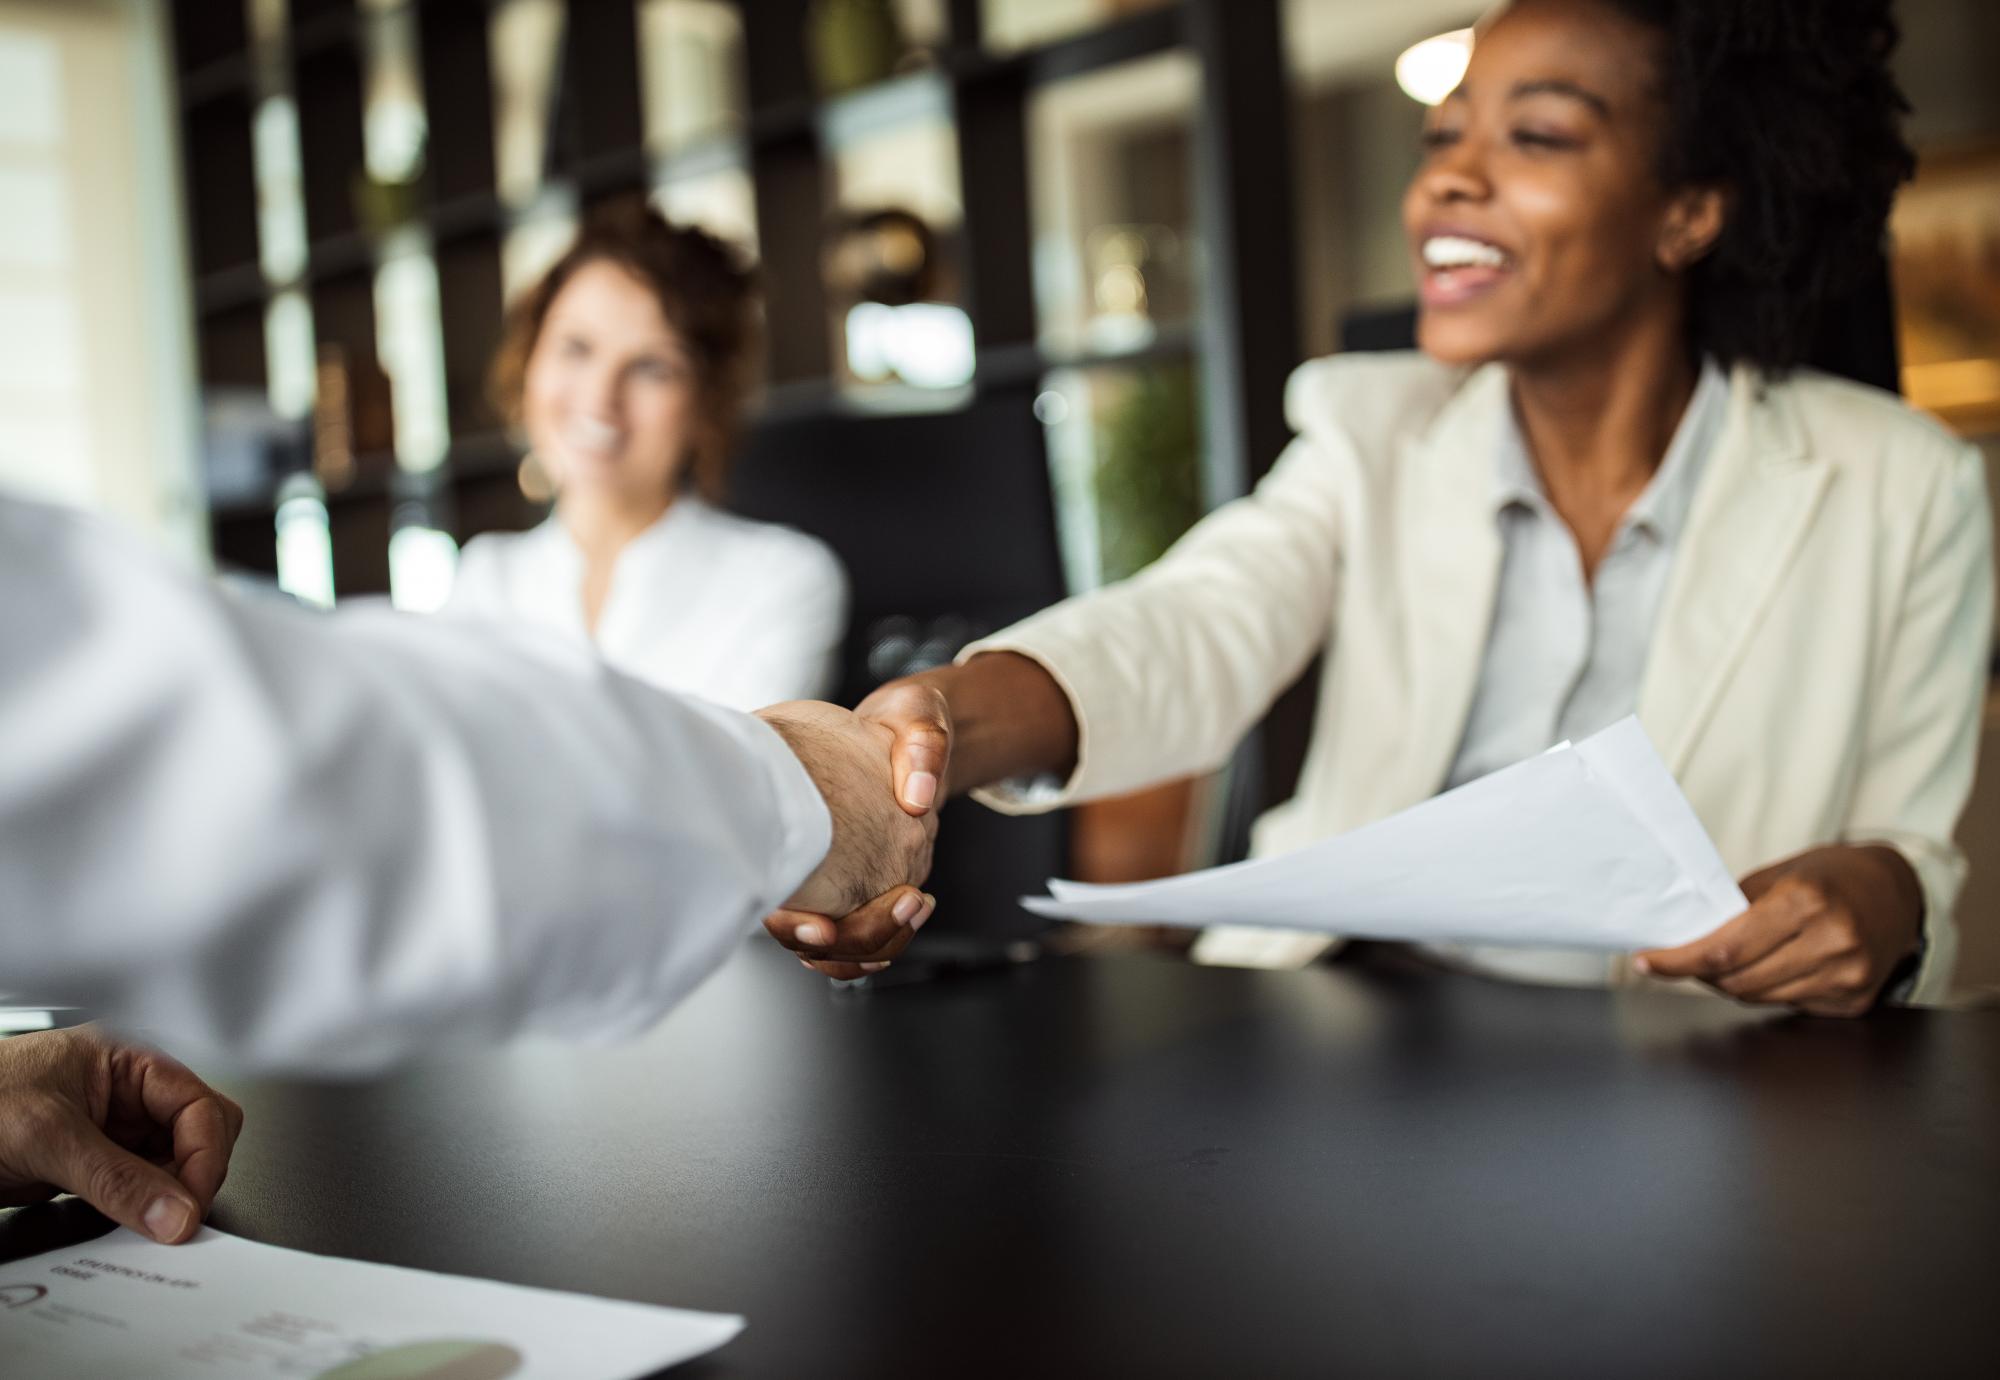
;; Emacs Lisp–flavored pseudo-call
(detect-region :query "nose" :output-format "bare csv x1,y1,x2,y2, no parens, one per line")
573,360,623,423
1415,132,1490,208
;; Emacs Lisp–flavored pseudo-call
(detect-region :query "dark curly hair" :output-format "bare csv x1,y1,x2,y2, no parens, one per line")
489,203,759,500
1600,0,1917,373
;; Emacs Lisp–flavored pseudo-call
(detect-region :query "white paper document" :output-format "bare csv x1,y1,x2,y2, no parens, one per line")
0,1226,740,1379
1023,717,1747,951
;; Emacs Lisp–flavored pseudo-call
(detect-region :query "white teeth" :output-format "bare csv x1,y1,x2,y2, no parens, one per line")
564,418,622,452
1423,235,1510,270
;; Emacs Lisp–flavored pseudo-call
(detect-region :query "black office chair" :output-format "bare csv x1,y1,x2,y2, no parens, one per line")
728,383,1069,959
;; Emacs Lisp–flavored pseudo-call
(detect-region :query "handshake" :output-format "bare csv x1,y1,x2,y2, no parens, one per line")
754,680,956,979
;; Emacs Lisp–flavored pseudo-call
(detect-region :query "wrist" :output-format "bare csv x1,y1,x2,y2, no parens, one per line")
920,653,1078,795
1853,843,1926,957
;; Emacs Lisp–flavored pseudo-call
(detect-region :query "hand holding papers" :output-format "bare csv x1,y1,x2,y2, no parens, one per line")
0,1228,740,1379
1023,718,1747,951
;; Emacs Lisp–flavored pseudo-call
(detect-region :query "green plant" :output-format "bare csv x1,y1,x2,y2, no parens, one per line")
1092,363,1202,584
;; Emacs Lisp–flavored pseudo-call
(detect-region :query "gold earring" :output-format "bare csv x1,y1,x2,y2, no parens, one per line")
517,451,555,504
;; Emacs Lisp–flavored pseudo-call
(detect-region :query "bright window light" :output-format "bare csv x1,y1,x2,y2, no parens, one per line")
388,522,459,613
1396,29,1473,106
375,237,451,471
844,302,976,389
275,477,336,609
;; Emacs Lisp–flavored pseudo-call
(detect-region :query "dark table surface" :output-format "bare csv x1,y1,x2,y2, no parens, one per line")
5,941,1997,1378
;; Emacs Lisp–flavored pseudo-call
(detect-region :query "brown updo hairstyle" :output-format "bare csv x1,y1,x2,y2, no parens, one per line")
488,202,760,501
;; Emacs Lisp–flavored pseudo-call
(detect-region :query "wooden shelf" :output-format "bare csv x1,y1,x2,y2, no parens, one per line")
745,8,1187,154
209,428,516,523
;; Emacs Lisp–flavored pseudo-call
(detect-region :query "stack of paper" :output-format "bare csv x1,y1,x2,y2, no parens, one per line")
1022,717,1745,951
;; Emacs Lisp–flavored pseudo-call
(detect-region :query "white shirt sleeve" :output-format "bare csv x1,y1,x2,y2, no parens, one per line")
0,498,831,1073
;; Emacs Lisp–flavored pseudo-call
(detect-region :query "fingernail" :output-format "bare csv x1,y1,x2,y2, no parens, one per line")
892,893,923,925
1633,957,1652,975
911,894,936,932
904,772,938,811
144,1197,192,1244
795,922,831,946
860,962,890,974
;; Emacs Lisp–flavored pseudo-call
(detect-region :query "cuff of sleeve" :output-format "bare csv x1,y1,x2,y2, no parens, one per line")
1869,833,1963,1007
956,636,1092,815
738,713,835,909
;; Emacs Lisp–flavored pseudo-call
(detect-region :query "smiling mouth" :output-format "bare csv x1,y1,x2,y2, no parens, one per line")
1418,234,1515,307
560,418,625,457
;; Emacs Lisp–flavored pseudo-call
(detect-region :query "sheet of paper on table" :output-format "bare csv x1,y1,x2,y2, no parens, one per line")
0,1226,740,1379
1022,717,1747,950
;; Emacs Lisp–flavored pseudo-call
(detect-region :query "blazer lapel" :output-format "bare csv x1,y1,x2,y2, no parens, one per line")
1398,364,1508,799
1639,366,1831,773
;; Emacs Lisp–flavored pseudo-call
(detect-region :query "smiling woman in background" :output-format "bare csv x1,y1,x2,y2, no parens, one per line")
446,206,848,710
789,0,1996,1012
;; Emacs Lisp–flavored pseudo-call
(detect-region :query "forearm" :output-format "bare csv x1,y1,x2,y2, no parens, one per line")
0,500,832,1070
918,652,1078,796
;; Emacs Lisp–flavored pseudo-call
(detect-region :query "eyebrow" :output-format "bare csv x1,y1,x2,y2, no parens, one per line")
1509,79,1611,115
1445,79,1613,117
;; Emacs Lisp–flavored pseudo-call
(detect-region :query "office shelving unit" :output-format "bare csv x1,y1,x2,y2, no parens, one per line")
165,0,1300,595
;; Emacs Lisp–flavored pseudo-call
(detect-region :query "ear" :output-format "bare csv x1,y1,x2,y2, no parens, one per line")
1657,184,1729,273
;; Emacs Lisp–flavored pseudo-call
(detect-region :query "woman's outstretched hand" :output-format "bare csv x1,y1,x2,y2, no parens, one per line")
855,678,955,817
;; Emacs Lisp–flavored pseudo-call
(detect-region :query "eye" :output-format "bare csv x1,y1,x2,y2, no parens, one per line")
631,356,690,385
1511,128,1580,152
1419,125,1462,152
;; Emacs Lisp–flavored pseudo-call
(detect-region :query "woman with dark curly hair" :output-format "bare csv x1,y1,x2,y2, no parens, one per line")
445,206,848,710
777,0,1994,1012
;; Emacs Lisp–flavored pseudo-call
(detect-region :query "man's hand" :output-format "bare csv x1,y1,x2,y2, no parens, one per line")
757,700,939,916
0,1025,243,1244
1635,844,1925,1017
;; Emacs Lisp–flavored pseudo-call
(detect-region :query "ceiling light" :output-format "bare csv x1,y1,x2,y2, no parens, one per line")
1396,28,1474,106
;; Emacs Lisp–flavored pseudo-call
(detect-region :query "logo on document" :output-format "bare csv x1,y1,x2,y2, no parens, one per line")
0,1283,48,1309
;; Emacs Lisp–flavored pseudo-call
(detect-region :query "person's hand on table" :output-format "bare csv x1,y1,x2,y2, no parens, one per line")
0,1024,243,1244
1634,844,1924,1017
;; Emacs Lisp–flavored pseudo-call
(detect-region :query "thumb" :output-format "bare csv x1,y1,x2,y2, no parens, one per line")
38,1114,203,1245
871,686,951,816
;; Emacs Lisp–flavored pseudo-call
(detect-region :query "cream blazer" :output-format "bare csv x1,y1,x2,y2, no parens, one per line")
967,353,1995,1005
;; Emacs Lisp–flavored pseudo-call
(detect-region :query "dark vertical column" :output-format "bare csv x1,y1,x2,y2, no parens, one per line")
956,70,1038,365
552,0,647,203
739,0,815,108
181,94,263,280
945,0,984,49
171,2,266,565
419,0,506,445
1185,0,1314,834
419,0,500,205
170,0,249,73
293,35,368,245
740,0,831,385
1186,0,1298,503
435,238,507,438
